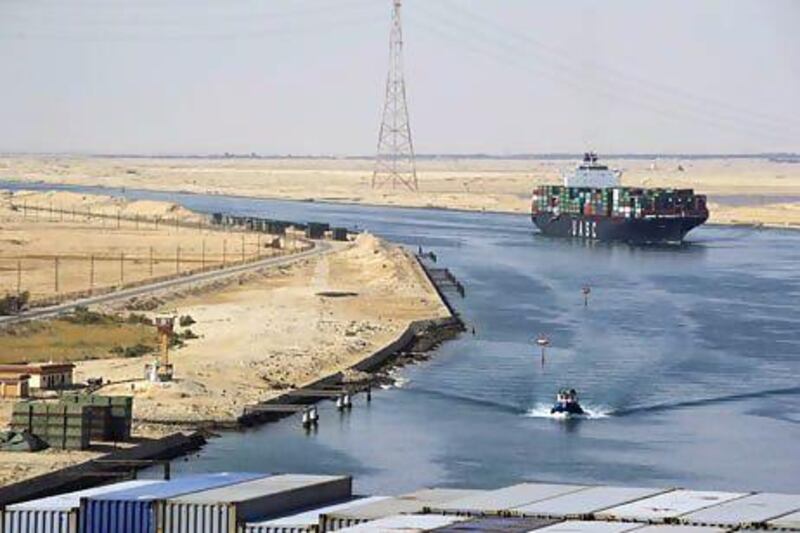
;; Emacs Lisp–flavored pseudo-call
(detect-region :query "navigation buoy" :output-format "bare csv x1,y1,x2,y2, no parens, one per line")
582,285,591,307
535,334,550,367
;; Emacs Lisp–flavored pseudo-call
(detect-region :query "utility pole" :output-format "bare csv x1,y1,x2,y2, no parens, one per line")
120,252,124,285
201,239,206,269
16,260,21,295
149,246,154,276
372,0,418,192
54,257,59,294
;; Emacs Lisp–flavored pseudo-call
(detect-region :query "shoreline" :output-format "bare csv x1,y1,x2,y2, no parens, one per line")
2,178,800,233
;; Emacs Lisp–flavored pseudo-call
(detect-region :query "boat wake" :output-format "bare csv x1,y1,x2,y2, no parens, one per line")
525,403,612,420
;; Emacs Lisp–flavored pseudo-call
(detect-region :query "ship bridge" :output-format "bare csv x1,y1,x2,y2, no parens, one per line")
563,152,621,188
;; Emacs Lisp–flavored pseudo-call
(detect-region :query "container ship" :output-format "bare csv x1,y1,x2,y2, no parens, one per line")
531,153,709,244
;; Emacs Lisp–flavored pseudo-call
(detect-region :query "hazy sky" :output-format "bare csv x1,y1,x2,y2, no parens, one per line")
1,0,798,155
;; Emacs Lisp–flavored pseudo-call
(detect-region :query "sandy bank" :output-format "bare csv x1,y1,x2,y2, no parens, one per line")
80,232,448,426
2,156,800,227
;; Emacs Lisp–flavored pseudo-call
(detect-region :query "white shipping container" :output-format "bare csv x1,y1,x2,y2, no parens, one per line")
243,496,390,533
680,492,800,527
431,483,587,515
532,519,642,533
3,480,161,533
631,526,727,533
596,490,747,522
161,474,352,533
335,514,467,532
768,509,800,530
320,489,482,531
511,486,670,517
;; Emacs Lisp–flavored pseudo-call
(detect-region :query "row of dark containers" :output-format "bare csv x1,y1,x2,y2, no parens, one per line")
10,395,132,450
531,186,708,218
3,474,800,533
210,213,349,241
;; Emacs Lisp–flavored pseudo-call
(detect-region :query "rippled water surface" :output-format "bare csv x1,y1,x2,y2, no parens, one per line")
5,182,799,493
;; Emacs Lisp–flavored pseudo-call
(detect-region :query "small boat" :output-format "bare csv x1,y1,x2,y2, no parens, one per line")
550,388,585,417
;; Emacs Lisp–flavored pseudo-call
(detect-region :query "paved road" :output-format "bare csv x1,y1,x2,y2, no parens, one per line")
0,240,334,326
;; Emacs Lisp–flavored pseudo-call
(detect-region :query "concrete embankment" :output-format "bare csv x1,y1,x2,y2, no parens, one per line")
0,431,206,507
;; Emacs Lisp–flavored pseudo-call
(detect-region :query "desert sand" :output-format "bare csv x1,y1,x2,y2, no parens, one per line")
80,232,447,427
0,189,287,302
1,155,800,227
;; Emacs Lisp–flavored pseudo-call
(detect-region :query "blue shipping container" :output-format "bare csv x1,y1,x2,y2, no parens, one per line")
79,473,266,533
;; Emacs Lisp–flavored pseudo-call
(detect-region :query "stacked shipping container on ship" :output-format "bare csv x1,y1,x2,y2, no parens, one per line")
531,153,708,244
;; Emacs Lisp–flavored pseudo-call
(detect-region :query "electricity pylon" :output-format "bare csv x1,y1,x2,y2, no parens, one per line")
372,0,418,192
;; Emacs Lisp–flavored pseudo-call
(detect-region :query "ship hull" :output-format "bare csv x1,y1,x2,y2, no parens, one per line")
532,213,707,244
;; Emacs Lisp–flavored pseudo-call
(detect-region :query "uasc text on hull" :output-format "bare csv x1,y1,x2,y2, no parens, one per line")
532,213,707,244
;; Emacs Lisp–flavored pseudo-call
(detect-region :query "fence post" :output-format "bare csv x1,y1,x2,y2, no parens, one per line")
89,255,95,294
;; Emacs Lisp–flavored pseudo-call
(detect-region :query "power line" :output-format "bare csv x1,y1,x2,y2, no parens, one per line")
428,0,800,140
410,3,797,146
438,0,800,135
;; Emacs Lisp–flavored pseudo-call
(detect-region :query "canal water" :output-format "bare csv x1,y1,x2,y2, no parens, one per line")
4,182,800,493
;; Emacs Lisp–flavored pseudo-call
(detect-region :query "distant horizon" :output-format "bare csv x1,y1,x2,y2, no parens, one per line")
1,151,799,161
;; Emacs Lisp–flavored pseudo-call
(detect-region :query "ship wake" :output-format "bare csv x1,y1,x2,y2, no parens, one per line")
525,403,612,420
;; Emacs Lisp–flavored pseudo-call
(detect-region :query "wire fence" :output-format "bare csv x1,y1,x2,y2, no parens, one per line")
0,204,310,307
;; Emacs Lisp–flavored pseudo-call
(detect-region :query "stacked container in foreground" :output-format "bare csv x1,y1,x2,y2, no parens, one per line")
2,480,161,533
679,492,800,528
79,472,265,533
534,520,647,533
161,474,352,533
429,483,587,517
429,516,559,532
243,496,388,533
595,490,747,523
335,514,468,532
320,489,483,531
510,486,671,519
